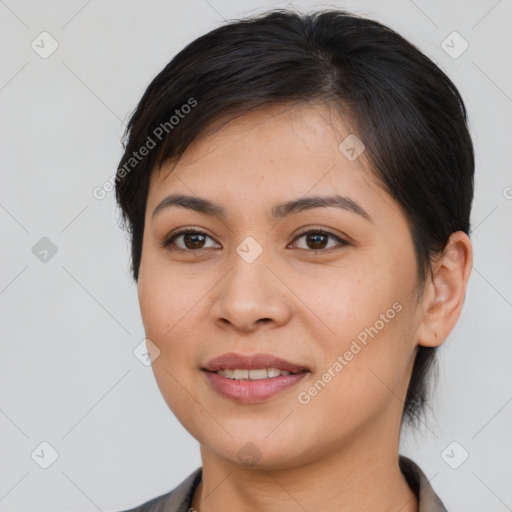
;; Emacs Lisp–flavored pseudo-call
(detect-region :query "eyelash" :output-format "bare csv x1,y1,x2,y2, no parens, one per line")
160,227,349,253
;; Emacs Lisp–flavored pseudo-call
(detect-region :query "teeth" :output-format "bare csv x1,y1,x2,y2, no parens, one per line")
248,369,268,380
233,369,249,380
215,368,293,380
267,368,281,378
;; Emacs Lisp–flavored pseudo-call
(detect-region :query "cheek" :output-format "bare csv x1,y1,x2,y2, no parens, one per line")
288,263,397,343
137,268,205,428
137,255,204,341
307,305,411,392
293,312,415,456
293,269,415,413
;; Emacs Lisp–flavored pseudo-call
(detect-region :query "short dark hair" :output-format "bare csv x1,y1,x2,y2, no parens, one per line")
115,8,474,426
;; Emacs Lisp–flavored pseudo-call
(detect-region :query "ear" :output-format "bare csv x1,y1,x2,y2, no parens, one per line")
415,231,473,348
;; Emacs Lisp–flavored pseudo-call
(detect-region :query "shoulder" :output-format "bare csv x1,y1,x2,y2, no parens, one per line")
399,455,448,512
116,467,202,512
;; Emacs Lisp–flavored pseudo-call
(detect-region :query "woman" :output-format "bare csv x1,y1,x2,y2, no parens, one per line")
115,8,473,511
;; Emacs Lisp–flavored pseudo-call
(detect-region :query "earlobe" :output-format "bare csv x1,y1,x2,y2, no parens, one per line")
416,231,473,348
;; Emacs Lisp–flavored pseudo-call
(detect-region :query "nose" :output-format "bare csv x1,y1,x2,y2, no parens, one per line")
210,251,292,333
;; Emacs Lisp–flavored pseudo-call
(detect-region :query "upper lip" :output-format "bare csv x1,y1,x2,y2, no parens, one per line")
203,352,310,374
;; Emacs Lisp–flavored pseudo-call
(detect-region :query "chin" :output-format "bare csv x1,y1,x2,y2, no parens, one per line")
196,428,318,471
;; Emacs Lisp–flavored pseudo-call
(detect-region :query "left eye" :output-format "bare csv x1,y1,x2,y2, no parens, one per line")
162,229,347,252
290,229,347,251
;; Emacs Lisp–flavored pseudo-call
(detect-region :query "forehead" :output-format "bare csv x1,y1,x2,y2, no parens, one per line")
146,102,394,220
153,104,366,179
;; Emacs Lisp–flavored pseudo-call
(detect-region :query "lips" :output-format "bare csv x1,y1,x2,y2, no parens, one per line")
203,352,310,374
202,352,311,403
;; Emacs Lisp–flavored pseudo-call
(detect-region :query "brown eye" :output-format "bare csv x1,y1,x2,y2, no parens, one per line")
161,228,348,253
163,229,219,251
291,229,348,252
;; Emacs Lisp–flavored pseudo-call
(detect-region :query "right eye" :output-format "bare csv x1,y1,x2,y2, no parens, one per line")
162,229,220,251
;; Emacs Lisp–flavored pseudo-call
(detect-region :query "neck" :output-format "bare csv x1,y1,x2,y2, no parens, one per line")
191,420,418,512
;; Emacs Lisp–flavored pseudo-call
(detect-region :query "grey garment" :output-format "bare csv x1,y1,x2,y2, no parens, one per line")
119,455,447,512
118,468,202,512
399,456,448,512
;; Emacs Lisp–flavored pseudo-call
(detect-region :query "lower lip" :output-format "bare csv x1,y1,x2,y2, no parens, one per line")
204,371,309,403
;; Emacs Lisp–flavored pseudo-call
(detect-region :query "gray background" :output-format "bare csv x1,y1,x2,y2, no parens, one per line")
0,0,511,510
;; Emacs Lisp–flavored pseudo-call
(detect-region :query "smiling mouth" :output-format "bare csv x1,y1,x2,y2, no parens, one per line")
202,352,310,402
203,368,309,403
212,368,304,380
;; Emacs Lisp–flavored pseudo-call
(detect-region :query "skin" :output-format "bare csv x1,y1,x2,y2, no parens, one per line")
137,102,473,512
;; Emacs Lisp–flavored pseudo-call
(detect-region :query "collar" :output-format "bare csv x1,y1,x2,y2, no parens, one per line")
122,455,447,511
399,455,448,512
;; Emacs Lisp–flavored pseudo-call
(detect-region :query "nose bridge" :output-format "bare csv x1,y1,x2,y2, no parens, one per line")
212,237,291,331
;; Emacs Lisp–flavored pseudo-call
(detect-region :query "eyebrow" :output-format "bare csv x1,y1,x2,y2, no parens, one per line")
152,193,372,222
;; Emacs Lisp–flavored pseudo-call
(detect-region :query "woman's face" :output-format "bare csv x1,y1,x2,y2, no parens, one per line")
137,103,426,469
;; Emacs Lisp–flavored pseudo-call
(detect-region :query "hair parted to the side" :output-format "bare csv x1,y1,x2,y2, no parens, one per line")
114,8,474,427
